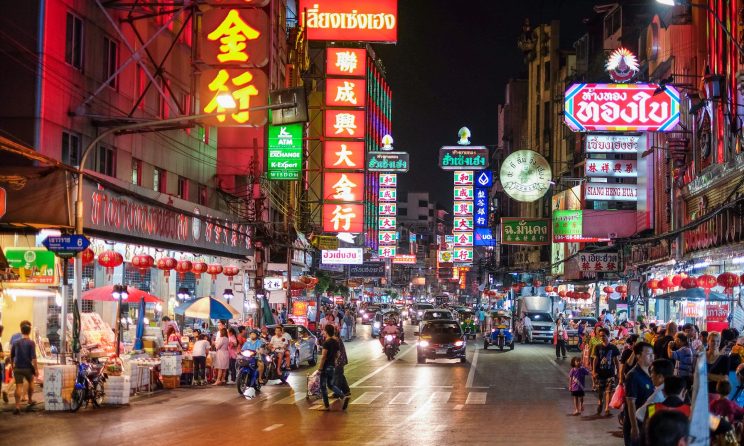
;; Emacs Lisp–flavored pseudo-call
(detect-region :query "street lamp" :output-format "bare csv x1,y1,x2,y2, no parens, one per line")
112,284,128,357
223,288,234,304
656,0,744,56
177,287,191,301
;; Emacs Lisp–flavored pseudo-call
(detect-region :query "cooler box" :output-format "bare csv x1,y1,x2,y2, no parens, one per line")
103,375,130,405
160,354,182,376
43,365,76,411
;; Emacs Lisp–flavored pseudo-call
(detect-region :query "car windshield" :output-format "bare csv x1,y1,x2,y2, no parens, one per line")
422,322,461,335
415,304,434,310
527,312,553,322
424,311,452,320
282,327,298,340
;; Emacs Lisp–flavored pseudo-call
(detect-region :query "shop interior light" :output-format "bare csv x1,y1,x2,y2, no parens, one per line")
143,317,150,325
55,292,63,307
655,0,677,5
692,261,711,269
112,285,128,301
5,288,58,298
731,257,744,265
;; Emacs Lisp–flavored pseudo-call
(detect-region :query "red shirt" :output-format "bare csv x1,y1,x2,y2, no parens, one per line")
710,398,744,422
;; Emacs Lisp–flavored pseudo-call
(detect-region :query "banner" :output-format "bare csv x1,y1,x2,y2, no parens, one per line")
585,134,645,153
321,248,363,265
577,251,619,272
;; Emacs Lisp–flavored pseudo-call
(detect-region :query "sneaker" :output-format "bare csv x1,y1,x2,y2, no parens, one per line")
342,395,351,410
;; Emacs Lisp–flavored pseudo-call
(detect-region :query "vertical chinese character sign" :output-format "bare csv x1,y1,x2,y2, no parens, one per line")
375,135,401,258
452,170,474,264
200,8,270,126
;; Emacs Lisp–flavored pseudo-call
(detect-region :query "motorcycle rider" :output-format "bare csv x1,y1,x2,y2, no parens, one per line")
379,317,401,352
268,325,292,373
241,330,266,383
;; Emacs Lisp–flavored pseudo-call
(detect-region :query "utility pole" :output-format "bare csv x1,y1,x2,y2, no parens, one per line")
285,181,296,314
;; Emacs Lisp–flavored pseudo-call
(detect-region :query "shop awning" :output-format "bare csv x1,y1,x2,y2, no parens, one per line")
654,288,730,301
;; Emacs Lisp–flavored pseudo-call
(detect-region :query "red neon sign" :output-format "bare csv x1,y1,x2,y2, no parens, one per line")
326,48,367,77
325,78,366,107
324,109,365,138
323,141,365,170
300,0,398,43
322,203,364,233
323,172,365,202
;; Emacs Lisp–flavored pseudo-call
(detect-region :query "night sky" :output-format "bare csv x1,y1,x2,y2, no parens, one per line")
374,0,600,209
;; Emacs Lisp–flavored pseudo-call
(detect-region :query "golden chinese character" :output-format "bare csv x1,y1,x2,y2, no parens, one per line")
330,205,356,231
335,51,358,73
207,9,261,63
334,81,358,105
333,143,356,167
203,69,259,123
331,174,358,201
333,112,357,135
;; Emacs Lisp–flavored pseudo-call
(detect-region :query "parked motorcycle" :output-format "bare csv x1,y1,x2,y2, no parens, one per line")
384,334,400,360
236,349,262,398
70,359,107,412
263,350,290,384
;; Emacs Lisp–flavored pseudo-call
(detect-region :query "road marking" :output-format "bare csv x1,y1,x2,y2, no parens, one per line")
427,391,452,404
435,425,447,432
349,345,414,388
274,392,307,405
262,424,283,432
350,391,383,405
389,392,415,405
465,345,480,388
465,392,487,404
393,385,453,388
454,404,464,410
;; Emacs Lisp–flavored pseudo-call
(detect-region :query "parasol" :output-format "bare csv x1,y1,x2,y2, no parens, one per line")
83,285,161,302
182,296,240,320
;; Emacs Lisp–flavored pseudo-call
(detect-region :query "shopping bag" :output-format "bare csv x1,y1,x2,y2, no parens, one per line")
609,384,625,409
307,370,321,398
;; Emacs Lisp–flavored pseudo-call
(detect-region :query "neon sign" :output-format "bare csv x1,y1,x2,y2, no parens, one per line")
300,0,398,43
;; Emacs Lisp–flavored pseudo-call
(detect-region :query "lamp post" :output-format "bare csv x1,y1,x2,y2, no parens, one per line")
223,288,234,305
112,284,128,357
72,98,297,353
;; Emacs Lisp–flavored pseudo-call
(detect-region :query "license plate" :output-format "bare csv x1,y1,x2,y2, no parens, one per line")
436,349,448,354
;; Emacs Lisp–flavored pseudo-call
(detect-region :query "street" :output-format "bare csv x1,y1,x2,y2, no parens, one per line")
1,323,622,446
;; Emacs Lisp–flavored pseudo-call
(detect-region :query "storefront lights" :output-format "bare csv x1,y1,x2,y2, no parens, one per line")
112,285,128,301
223,288,234,303
177,287,190,300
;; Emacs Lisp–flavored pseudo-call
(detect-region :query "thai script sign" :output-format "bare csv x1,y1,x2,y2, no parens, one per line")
500,150,552,202
564,83,680,132
367,152,409,172
577,251,619,272
438,147,488,170
553,210,583,242
585,159,637,178
392,254,416,264
500,218,550,245
4,248,57,285
321,248,363,265
585,184,638,202
585,134,645,153
300,0,398,43
707,304,729,322
349,262,385,277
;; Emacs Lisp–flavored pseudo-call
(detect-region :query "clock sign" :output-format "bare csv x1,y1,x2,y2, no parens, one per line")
500,150,552,202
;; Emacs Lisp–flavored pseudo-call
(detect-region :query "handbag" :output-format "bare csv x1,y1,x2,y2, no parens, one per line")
609,384,625,409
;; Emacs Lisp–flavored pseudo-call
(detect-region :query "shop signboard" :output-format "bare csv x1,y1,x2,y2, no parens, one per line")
300,0,398,43
379,174,397,187
453,202,474,216
379,188,397,202
42,234,90,258
474,188,489,228
392,254,416,264
323,141,365,170
453,247,473,263
321,248,363,265
267,123,303,180
585,134,645,153
438,147,488,170
322,203,364,233
453,171,474,185
453,186,473,201
324,109,366,138
378,203,397,216
378,217,396,230
474,228,496,247
378,246,397,258
475,170,493,188
453,232,474,247
437,250,453,267
325,78,366,107
378,231,397,244
453,217,474,232
263,276,283,291
500,150,552,202
326,48,367,77
0,186,6,219
577,251,619,272
4,248,57,285
707,303,729,322
551,242,565,276
349,262,386,277
500,218,550,245
313,235,339,251
367,152,409,172
585,184,638,202
585,159,637,178
552,210,583,242
564,83,680,132
323,172,365,202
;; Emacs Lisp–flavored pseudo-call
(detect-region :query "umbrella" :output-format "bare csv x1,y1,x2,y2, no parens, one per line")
83,285,161,302
183,296,240,320
654,288,728,301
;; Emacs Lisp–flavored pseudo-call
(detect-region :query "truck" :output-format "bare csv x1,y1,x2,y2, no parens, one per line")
515,296,554,343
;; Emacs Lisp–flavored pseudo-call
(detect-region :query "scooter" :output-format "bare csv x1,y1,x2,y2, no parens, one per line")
384,334,400,360
70,359,108,412
236,349,262,398
263,350,290,384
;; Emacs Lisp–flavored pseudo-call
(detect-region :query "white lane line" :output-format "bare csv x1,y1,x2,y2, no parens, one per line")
465,392,487,405
350,391,383,405
274,393,307,405
427,391,452,404
454,404,464,410
465,345,480,388
262,424,283,432
349,345,414,388
389,392,415,405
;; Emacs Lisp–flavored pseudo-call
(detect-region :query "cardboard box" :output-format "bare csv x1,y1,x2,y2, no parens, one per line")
104,376,130,405
43,365,76,411
162,375,179,389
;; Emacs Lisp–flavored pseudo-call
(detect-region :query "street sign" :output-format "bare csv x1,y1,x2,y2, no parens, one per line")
42,234,90,258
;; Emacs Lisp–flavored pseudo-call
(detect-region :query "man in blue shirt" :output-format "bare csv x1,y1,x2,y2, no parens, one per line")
623,341,655,446
241,330,266,382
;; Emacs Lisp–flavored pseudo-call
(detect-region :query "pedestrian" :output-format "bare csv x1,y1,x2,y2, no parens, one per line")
710,380,744,423
237,326,247,349
681,323,702,352
0,324,5,403
654,322,677,361
635,359,675,426
212,327,229,385
192,334,210,385
316,324,347,411
622,341,655,446
568,356,590,415
618,334,639,385
706,331,738,395
577,320,587,350
271,309,279,325
644,323,657,345
334,332,351,410
522,314,533,344
645,376,690,419
227,327,238,384
667,332,693,390
592,327,621,416
644,410,689,446
554,315,567,359
10,321,37,415
342,311,354,342
478,307,486,333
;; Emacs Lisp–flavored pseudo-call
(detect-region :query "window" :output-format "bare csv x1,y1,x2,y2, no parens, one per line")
65,12,84,69
544,61,550,85
398,207,407,217
97,145,116,176
131,158,142,185
198,184,208,205
61,131,81,166
154,168,167,193
429,209,434,217
418,200,427,207
103,37,118,88
418,215,427,221
178,176,189,200
604,8,621,39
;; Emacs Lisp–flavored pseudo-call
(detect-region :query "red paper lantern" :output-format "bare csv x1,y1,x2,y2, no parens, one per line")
545,285,554,293
680,277,698,289
566,291,575,299
207,263,223,281
191,261,208,282
647,279,660,293
582,292,592,300
131,254,154,276
98,250,123,278
672,274,684,287
741,273,744,286
717,272,740,289
223,265,240,284
615,285,628,294
697,274,717,297
659,276,674,290
157,257,177,282
603,286,615,294
558,290,567,298
80,248,95,266
175,260,192,279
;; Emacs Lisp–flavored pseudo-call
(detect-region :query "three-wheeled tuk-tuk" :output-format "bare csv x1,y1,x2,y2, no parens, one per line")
484,310,515,351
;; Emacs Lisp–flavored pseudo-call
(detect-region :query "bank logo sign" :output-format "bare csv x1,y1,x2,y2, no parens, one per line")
268,123,303,180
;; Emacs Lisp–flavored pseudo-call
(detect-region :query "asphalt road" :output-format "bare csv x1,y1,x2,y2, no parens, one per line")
1,322,623,446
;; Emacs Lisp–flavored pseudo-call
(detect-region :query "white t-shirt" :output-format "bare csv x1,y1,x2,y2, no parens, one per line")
269,333,292,351
192,339,210,357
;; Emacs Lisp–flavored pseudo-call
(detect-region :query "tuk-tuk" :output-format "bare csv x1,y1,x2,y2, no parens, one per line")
457,308,478,339
484,310,514,351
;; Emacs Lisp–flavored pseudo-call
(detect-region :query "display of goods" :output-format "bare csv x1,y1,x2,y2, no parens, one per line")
223,265,240,283
131,254,154,275
207,263,223,281
162,375,179,389
160,353,183,376
680,277,698,289
43,365,76,411
104,375,131,405
175,260,192,279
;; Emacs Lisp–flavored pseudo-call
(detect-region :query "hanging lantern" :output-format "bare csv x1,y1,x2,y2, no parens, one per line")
191,261,208,282
671,274,685,287
558,290,567,298
582,292,592,300
533,280,543,288
603,286,615,294
207,263,223,282
615,285,627,294
680,277,698,289
222,265,240,284
717,272,740,289
566,291,575,299
175,260,192,280
98,250,123,279
697,274,718,297
131,254,154,276
545,285,554,293
80,248,95,266
659,276,674,291
157,257,177,283
647,279,660,294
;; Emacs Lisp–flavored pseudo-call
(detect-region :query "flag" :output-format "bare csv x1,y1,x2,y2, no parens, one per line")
688,351,709,446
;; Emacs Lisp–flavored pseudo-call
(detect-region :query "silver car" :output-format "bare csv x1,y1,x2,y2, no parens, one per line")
267,324,318,369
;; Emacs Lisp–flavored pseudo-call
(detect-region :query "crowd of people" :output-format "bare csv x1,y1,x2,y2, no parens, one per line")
564,313,744,446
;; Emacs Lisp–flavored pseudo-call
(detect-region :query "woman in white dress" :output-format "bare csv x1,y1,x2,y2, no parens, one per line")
213,328,229,385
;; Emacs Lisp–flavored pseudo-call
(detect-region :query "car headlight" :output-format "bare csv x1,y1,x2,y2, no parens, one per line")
419,340,429,347
402,311,408,317
374,322,381,328
417,311,423,316
240,350,255,357
454,340,464,347
363,314,369,319
385,335,394,341
491,328,496,332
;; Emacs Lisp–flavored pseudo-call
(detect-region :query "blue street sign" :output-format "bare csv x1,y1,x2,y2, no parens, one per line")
475,188,489,228
474,228,496,247
475,170,493,188
42,234,90,257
